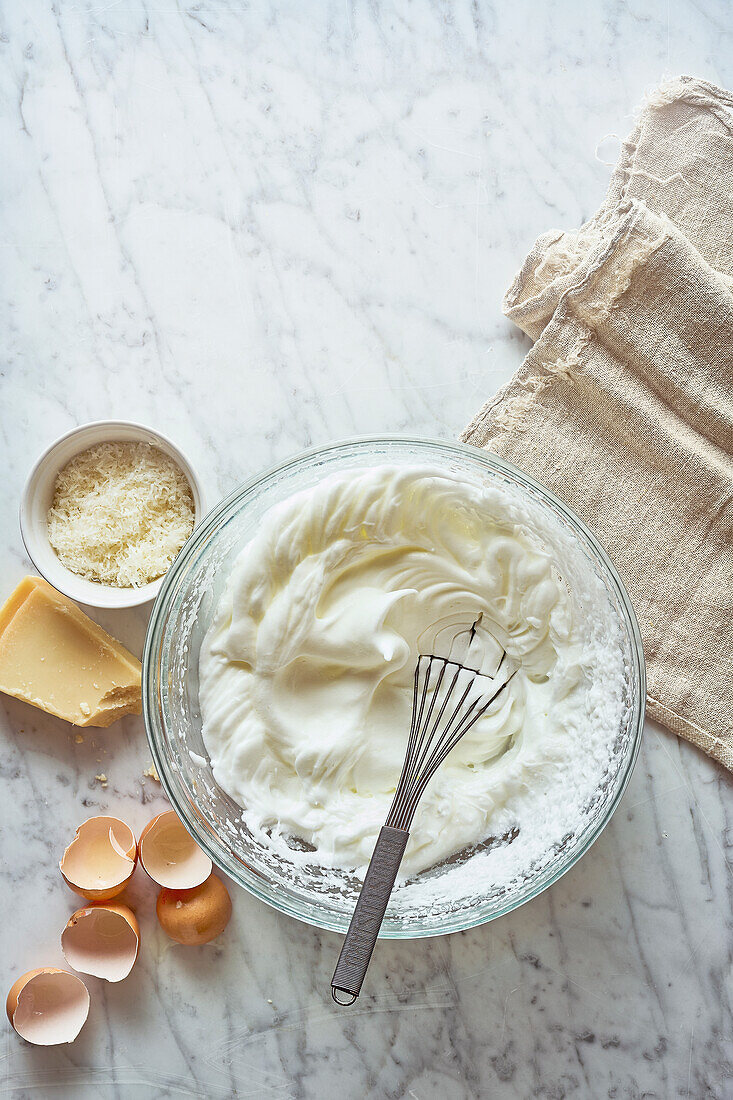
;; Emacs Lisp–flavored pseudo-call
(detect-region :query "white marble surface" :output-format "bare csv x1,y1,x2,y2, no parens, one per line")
1,2,732,1097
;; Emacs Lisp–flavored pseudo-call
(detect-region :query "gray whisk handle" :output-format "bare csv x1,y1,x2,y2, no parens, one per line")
331,825,410,1005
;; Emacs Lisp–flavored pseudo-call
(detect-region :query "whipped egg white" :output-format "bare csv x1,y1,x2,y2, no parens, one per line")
199,465,617,877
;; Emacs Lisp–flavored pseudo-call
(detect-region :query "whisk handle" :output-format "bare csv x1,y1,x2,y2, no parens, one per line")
331,825,410,1005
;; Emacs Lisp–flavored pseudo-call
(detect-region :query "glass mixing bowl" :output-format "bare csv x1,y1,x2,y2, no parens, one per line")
143,437,645,937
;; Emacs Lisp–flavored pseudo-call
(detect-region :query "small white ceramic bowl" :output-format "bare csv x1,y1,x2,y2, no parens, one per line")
20,420,206,609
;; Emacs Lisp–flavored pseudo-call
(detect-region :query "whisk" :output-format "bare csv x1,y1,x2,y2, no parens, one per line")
331,619,517,1005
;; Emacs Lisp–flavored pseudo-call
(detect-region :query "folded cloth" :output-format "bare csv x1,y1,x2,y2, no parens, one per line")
462,77,733,770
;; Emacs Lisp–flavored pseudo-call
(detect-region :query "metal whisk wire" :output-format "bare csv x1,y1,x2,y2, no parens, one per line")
386,651,515,832
331,623,517,1007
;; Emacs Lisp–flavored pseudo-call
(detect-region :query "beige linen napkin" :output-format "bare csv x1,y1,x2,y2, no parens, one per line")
462,77,733,769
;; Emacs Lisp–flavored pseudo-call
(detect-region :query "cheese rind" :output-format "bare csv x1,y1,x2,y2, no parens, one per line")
0,577,142,727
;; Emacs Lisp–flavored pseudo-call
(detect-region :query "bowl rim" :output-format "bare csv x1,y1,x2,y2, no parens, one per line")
20,418,206,610
143,434,646,938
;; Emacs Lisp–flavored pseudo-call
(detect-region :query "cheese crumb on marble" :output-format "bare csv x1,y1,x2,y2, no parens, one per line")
47,442,195,587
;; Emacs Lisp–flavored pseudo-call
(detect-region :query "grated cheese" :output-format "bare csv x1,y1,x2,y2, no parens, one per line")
47,442,195,588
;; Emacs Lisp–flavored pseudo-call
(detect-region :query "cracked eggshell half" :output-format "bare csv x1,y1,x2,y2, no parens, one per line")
156,873,233,945
6,968,89,1046
60,816,137,900
61,903,140,982
138,810,212,889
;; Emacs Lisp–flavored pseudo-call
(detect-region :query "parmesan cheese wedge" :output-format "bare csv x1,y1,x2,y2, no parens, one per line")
0,577,141,727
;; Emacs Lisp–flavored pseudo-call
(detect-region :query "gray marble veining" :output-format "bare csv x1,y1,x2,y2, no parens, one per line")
1,1,732,1097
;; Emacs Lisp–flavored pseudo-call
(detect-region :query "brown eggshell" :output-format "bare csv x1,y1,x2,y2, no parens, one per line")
139,810,211,889
6,968,89,1046
60,816,137,901
61,903,140,982
156,873,232,945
